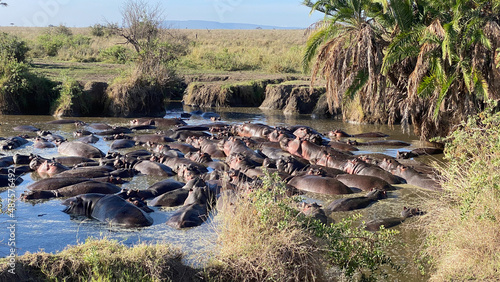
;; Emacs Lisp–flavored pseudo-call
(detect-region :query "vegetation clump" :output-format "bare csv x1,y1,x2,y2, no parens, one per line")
0,33,57,114
0,238,199,282
209,172,397,281
420,103,500,280
304,0,500,139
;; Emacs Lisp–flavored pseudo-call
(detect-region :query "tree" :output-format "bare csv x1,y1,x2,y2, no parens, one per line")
0,1,7,7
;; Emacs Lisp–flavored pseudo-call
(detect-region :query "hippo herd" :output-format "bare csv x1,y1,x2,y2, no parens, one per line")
0,115,444,231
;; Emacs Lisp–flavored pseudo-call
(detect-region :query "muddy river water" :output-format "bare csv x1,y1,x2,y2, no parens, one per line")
0,103,441,280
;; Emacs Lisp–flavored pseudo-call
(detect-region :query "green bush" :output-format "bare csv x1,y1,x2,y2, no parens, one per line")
420,104,500,280
90,24,105,37
0,33,29,63
100,45,133,64
0,57,57,114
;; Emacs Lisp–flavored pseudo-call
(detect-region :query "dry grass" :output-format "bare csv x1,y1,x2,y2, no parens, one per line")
209,190,324,282
0,238,200,281
419,109,500,281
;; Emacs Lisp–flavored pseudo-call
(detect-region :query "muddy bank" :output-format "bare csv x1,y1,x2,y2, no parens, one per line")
260,81,326,115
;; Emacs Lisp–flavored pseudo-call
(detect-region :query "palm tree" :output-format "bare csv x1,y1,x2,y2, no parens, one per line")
303,0,391,123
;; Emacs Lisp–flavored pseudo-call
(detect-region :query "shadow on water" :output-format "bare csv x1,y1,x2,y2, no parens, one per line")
0,103,436,279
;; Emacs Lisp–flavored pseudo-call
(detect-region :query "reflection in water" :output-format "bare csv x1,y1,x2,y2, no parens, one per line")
0,103,437,279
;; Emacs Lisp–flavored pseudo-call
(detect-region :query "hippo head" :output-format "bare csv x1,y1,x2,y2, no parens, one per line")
401,207,425,218
184,185,212,206
29,156,46,170
62,193,104,216
21,190,57,200
366,189,388,200
127,197,153,213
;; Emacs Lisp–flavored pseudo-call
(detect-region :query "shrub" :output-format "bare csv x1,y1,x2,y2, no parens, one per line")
419,104,500,280
100,45,133,63
209,171,397,281
0,57,57,114
0,33,29,63
90,23,105,37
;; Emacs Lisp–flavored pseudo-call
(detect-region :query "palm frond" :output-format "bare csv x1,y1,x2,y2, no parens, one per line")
344,69,369,100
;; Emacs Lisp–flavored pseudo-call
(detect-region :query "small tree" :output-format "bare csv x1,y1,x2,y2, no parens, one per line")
109,0,162,54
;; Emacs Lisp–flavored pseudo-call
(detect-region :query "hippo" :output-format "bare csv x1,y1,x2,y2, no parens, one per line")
234,123,273,138
287,175,352,195
396,148,444,159
0,156,14,167
326,189,387,212
335,174,395,191
46,119,83,125
62,193,153,227
167,142,199,154
33,137,56,149
13,125,40,132
188,137,226,158
125,179,185,199
365,207,425,231
54,156,96,167
166,179,215,229
96,127,133,136
22,181,122,200
328,130,389,139
103,133,133,141
223,137,265,165
149,188,190,207
395,165,442,191
89,123,113,130
57,141,105,158
133,134,174,144
133,160,174,177
328,141,359,152
130,118,155,126
346,139,411,147
53,165,115,179
130,124,157,131
0,174,23,187
298,202,328,225
77,134,100,144
166,129,211,141
343,159,405,184
151,118,187,127
110,139,137,150
27,177,106,191
1,136,29,150
36,160,70,178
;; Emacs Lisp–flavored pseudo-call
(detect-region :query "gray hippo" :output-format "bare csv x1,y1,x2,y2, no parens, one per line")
326,189,387,212
22,181,122,200
62,193,153,227
298,202,328,225
125,179,185,199
166,179,215,229
335,174,395,191
57,141,105,158
287,175,352,195
365,207,425,231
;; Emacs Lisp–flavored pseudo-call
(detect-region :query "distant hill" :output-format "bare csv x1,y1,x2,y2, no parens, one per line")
163,20,303,30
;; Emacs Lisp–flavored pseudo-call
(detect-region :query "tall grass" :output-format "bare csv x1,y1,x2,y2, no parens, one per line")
420,105,500,281
0,238,199,281
209,172,397,281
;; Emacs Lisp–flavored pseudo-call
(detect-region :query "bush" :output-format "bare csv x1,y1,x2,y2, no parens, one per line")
100,45,133,64
90,23,105,37
0,57,57,114
0,33,29,63
209,171,397,281
420,104,500,280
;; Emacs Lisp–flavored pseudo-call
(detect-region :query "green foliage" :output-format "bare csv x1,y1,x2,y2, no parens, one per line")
0,56,57,114
0,32,29,62
90,24,105,37
36,28,93,60
420,104,500,280
100,45,133,63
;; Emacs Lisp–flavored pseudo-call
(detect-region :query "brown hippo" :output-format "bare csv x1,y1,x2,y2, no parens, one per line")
33,137,56,149
53,165,115,179
77,134,100,144
234,122,273,138
125,179,185,199
133,134,174,144
110,139,137,150
328,130,389,139
13,125,40,132
133,160,174,177
326,189,387,212
1,136,29,150
149,188,190,207
395,165,442,191
288,175,352,195
57,141,105,158
62,193,153,227
166,179,215,229
22,181,122,200
343,159,405,184
365,207,425,231
298,202,328,225
36,160,69,178
396,148,444,159
335,174,396,191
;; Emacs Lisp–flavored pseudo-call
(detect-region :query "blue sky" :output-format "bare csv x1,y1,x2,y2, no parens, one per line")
0,0,324,28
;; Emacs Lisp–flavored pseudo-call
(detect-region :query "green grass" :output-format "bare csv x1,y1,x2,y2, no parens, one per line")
419,105,500,281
